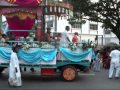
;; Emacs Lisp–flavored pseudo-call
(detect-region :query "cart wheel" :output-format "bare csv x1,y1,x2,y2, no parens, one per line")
61,66,77,81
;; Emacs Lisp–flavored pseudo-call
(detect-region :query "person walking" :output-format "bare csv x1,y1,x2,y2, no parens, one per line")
93,50,101,72
8,45,22,87
108,46,120,79
101,48,110,69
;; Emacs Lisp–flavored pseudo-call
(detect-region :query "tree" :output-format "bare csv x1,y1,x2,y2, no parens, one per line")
69,0,120,41
68,0,91,25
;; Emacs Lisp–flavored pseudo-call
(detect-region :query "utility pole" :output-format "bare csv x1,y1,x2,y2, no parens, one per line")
0,15,2,30
54,0,57,32
54,15,57,32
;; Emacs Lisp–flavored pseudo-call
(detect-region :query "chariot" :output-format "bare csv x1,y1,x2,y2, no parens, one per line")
0,0,94,81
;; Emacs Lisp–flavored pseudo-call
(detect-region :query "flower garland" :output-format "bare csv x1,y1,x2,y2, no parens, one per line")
22,32,35,50
22,42,31,51
26,32,35,41
68,42,77,51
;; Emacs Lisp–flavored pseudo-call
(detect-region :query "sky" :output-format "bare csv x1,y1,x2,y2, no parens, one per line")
91,0,99,2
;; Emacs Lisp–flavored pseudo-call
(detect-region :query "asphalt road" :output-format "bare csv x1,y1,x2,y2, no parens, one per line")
0,68,120,90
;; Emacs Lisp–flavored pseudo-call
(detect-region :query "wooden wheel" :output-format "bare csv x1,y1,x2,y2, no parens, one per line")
62,66,77,81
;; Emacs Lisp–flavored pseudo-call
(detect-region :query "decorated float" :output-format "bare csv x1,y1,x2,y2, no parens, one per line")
0,0,95,81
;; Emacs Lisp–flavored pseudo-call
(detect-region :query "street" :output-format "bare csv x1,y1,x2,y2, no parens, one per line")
0,68,120,90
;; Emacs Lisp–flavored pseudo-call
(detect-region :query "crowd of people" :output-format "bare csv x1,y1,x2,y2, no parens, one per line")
92,46,120,80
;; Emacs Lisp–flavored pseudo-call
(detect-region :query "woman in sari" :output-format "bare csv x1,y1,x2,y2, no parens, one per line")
101,48,111,69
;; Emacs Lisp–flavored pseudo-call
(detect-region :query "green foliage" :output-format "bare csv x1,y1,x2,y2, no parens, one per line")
81,40,97,49
68,42,77,51
68,0,120,40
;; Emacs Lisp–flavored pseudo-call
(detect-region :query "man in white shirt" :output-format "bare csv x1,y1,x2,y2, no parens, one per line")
109,46,120,79
60,26,70,47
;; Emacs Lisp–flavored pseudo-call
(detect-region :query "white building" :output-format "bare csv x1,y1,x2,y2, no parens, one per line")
45,15,119,46
104,30,119,45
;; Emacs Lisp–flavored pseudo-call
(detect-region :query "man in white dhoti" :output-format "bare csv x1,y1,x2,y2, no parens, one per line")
8,45,22,87
109,46,120,79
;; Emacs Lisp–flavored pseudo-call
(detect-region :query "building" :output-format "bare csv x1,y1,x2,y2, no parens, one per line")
45,15,119,46
104,30,119,45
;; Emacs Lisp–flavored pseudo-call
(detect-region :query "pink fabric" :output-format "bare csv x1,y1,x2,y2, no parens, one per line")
7,16,35,37
15,0,40,6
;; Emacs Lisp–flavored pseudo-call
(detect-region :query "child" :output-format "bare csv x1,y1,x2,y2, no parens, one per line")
72,32,79,46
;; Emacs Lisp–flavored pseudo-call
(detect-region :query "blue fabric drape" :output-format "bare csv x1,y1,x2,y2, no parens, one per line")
0,47,57,64
18,49,41,64
59,47,93,62
18,49,57,64
0,47,93,64
40,49,57,61
0,47,11,61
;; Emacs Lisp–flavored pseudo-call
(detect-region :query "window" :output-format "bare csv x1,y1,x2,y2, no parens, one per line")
71,23,81,29
47,20,54,27
89,24,98,30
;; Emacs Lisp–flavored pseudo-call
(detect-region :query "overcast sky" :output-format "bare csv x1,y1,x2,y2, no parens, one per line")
91,0,99,2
